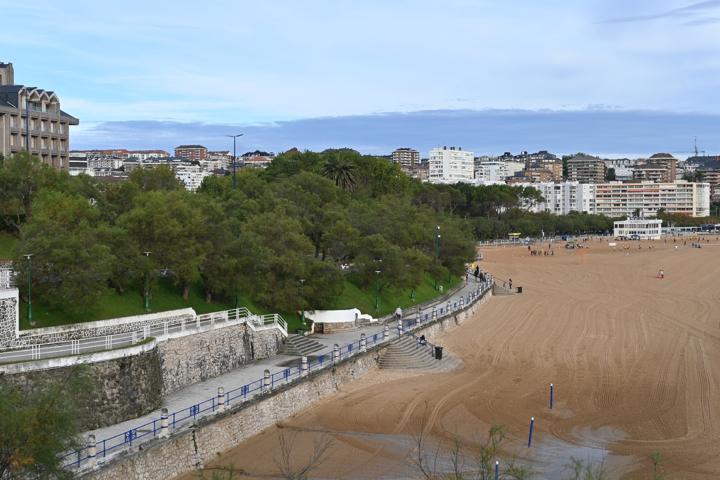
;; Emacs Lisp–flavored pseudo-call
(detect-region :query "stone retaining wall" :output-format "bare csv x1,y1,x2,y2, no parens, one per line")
1,323,284,429
81,289,493,480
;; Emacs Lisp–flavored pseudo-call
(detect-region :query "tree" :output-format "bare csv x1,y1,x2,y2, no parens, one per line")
14,191,114,313
128,165,183,191
118,190,209,299
0,152,66,232
0,366,93,480
321,154,356,192
605,167,616,181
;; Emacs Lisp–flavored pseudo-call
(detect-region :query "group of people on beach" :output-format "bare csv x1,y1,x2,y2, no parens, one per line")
527,244,554,257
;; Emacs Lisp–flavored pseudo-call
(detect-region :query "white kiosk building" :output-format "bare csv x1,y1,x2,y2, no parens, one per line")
613,219,663,240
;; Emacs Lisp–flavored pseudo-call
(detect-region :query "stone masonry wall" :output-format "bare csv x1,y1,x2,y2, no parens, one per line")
81,289,493,480
0,289,18,346
158,324,283,395
13,309,196,347
2,348,163,430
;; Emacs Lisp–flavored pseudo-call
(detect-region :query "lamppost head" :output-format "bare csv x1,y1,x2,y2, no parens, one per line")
375,270,381,275
144,251,152,257
23,253,33,259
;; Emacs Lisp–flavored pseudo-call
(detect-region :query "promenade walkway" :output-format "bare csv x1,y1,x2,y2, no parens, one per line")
66,277,493,469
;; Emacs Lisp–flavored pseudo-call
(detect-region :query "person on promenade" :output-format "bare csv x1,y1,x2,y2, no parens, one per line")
394,306,403,320
419,334,427,346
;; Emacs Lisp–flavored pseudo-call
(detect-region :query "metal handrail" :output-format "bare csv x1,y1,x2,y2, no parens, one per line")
60,281,493,471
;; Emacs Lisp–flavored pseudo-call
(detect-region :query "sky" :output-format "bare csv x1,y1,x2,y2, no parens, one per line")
2,0,720,157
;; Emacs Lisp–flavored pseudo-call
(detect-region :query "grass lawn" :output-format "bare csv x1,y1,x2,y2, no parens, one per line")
18,273,461,333
0,232,18,260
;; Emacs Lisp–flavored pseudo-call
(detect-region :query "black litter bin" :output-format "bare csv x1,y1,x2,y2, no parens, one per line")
516,286,523,294
434,346,443,360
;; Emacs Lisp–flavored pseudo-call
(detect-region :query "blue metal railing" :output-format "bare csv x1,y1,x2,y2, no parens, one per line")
61,281,493,470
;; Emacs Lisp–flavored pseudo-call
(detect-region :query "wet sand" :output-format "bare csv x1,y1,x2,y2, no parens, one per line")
180,239,720,479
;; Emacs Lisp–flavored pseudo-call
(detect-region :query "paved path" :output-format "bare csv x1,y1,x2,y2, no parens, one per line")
67,277,493,468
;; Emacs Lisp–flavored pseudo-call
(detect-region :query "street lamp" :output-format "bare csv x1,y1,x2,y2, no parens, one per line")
225,133,244,189
143,251,152,312
299,278,306,326
435,225,441,290
374,270,381,311
24,254,33,326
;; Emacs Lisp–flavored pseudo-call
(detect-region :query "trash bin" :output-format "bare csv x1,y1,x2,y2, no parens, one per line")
516,286,523,294
434,346,443,360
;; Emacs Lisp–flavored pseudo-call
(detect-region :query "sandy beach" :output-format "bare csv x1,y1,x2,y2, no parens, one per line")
181,238,720,479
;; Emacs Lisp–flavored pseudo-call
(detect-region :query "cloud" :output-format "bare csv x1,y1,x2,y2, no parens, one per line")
72,108,720,159
602,0,720,24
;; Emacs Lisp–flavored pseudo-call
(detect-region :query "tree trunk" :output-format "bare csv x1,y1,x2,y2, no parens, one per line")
183,285,190,300
205,291,212,303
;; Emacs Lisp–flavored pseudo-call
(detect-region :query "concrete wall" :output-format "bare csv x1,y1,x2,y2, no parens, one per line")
81,289,492,480
0,288,19,346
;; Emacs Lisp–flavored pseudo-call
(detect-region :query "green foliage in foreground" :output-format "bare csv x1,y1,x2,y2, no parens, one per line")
0,366,92,479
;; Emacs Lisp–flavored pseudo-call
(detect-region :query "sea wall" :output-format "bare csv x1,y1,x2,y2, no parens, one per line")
81,288,493,480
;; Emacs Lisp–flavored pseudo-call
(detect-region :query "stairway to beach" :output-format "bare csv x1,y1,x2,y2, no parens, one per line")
277,334,326,356
378,336,460,371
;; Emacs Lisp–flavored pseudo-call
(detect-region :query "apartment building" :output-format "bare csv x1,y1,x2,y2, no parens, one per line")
175,144,208,161
128,150,169,161
593,181,710,218
520,182,594,215
567,155,606,183
632,153,678,183
0,62,79,169
391,148,420,169
475,161,508,182
428,146,475,183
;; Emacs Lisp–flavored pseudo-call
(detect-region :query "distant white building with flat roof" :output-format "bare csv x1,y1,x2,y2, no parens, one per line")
614,219,662,240
520,181,594,215
429,146,475,183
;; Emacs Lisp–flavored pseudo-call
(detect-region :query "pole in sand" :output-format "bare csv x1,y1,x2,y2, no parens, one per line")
550,383,554,409
528,417,535,447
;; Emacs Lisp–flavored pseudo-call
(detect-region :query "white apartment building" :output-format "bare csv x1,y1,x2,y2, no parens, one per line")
428,146,475,183
593,181,710,218
520,182,594,215
475,161,508,182
174,164,211,191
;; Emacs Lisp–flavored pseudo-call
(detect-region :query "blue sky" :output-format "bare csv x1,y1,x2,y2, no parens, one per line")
2,0,720,156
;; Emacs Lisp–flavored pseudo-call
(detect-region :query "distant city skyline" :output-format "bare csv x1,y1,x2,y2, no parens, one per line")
2,0,719,156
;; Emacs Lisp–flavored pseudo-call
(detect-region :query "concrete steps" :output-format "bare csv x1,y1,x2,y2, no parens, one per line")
277,334,325,356
379,336,458,371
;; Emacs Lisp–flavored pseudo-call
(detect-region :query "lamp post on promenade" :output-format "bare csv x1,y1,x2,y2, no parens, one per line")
143,251,152,312
435,225,441,290
374,270,381,311
299,278,306,327
225,133,244,189
24,254,33,326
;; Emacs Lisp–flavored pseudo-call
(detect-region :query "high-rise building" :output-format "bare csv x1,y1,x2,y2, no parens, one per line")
632,153,678,183
520,182,594,215
0,62,79,169
567,155,606,183
392,148,420,169
175,145,208,161
474,161,508,182
428,146,475,183
593,181,710,218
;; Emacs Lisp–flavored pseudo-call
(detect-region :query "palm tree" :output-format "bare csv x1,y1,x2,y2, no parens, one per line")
322,156,356,191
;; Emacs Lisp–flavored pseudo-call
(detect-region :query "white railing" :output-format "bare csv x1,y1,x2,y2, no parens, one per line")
0,307,287,365
0,264,13,290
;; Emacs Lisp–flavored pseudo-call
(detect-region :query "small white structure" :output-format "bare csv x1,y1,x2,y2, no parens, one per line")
304,308,375,334
614,219,663,240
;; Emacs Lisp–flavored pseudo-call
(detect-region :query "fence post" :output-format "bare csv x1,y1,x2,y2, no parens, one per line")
131,331,137,345
87,434,97,468
301,356,309,376
263,369,271,394
416,309,421,325
218,387,226,412
432,307,437,319
383,325,389,341
196,315,201,330
360,333,367,352
332,344,340,363
460,297,465,309
159,408,169,438
143,325,150,340
446,300,451,313
164,321,169,337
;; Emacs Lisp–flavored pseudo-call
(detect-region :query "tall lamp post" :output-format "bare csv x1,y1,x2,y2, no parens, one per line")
24,254,33,326
143,251,152,312
225,133,244,189
299,278,306,326
374,270,381,311
435,225,441,290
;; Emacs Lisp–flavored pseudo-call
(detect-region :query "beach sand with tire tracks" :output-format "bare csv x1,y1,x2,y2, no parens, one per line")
179,239,720,479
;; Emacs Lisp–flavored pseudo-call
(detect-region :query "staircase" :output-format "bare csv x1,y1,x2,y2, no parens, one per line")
277,334,325,356
378,336,458,371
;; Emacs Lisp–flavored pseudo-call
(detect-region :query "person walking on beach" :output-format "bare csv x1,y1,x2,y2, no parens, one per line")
508,278,513,290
